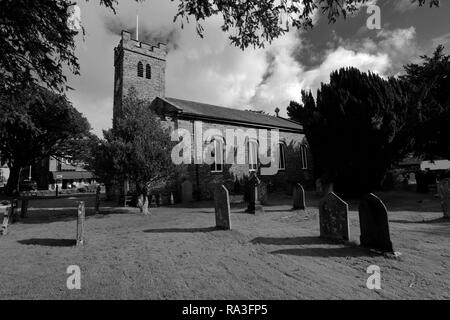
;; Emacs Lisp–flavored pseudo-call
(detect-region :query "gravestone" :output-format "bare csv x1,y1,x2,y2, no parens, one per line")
170,192,175,205
358,193,394,253
1,205,10,236
438,179,450,218
214,185,231,230
181,180,193,203
245,173,264,215
319,192,349,241
76,201,85,246
293,183,306,210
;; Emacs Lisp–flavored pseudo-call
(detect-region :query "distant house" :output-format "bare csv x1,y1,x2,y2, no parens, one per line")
33,156,96,191
399,157,450,172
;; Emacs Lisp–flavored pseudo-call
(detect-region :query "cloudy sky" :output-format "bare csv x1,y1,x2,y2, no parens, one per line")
66,0,450,136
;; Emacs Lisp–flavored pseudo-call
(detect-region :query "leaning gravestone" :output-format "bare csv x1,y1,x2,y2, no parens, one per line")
438,179,450,218
214,185,231,230
293,183,306,210
181,180,193,203
319,192,350,241
358,193,394,253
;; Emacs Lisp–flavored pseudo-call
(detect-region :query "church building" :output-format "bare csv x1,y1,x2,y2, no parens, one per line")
113,31,313,201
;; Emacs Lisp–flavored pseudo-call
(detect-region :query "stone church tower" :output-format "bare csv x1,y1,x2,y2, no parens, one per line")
113,30,167,126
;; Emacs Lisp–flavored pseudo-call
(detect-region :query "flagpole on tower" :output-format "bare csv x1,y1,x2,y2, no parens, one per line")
136,15,139,41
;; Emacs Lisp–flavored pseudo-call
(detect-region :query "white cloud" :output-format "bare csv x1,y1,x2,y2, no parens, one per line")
391,0,417,13
303,47,390,88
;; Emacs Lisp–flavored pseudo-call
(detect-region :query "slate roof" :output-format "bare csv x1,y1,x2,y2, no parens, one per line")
161,97,303,132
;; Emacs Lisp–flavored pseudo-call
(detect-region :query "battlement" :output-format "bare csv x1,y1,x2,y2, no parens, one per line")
119,30,167,61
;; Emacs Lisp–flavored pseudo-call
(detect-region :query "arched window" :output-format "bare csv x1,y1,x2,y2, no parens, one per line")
137,61,144,77
300,145,308,170
278,143,286,170
146,64,152,79
248,140,258,172
211,139,224,173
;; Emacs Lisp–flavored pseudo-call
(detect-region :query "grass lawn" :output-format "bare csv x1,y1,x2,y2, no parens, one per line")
0,191,449,300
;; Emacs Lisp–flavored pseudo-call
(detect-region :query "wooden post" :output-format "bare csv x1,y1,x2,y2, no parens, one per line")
77,201,85,246
20,198,29,219
95,185,101,215
11,199,19,223
1,206,10,236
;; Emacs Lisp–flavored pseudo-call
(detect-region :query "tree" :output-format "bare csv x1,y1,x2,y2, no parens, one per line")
401,45,450,161
0,85,91,195
89,88,176,214
289,68,415,196
0,0,438,94
0,0,121,93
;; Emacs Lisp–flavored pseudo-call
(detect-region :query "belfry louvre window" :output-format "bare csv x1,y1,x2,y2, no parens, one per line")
137,62,144,77
146,64,152,79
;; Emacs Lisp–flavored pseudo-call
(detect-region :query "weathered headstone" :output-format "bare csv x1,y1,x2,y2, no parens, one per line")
1,205,10,236
438,179,450,218
319,192,350,241
170,192,175,205
214,185,231,230
181,180,193,203
245,173,264,215
358,193,394,253
293,183,306,210
76,201,85,246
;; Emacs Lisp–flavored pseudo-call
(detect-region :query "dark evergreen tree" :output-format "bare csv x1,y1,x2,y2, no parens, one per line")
401,45,450,161
289,68,415,196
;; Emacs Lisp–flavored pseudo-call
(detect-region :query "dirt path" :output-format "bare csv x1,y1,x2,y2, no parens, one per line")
0,192,449,299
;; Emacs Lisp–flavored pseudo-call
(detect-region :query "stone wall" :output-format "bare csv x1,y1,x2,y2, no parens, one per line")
170,118,314,200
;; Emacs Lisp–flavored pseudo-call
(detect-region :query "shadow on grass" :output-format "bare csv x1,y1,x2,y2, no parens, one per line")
390,217,450,224
18,238,76,247
19,208,133,225
271,246,374,258
251,236,327,246
263,208,295,213
144,227,218,233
